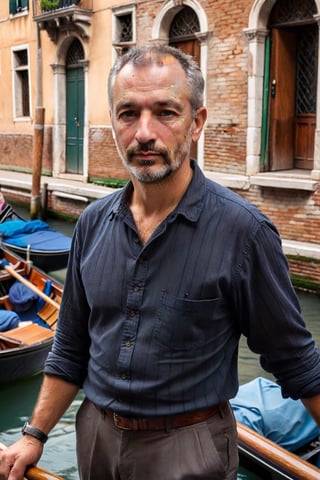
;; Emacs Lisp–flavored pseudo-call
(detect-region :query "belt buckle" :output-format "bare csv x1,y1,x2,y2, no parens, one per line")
113,412,131,430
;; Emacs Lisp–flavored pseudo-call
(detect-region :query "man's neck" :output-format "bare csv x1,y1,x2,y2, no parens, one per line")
130,161,193,216
129,161,193,244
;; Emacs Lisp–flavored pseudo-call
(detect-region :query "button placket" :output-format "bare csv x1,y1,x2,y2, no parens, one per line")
116,255,147,385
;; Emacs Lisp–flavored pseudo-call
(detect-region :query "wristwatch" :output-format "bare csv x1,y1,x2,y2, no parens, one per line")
22,422,48,444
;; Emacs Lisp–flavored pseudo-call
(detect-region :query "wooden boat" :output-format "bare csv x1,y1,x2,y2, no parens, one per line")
238,422,320,479
0,195,71,272
0,247,62,386
234,377,320,479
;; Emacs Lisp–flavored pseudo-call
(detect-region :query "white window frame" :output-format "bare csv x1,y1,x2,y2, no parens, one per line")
112,4,136,57
11,44,32,122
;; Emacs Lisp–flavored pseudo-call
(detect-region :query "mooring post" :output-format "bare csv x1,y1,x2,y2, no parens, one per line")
30,106,45,220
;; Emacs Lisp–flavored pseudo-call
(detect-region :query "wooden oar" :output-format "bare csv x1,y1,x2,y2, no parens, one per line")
0,442,64,480
0,260,60,311
237,422,320,479
25,465,64,480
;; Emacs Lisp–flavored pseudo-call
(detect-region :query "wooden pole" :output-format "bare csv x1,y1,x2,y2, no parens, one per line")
31,24,45,220
31,106,45,220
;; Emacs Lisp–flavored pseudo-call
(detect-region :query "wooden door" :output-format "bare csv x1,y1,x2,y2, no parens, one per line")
169,39,200,160
269,29,297,170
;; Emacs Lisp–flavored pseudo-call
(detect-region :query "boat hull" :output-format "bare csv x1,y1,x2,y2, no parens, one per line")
0,338,53,387
237,422,320,479
0,200,71,272
0,247,63,386
2,242,69,272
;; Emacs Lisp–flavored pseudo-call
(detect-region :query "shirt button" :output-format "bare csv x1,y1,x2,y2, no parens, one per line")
134,236,140,243
129,310,136,317
133,286,139,292
120,373,127,380
125,339,131,347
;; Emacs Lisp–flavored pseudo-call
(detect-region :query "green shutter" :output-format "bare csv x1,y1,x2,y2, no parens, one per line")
9,0,17,14
22,0,29,9
260,36,271,168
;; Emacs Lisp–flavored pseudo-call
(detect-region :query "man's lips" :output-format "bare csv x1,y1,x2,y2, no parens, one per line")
131,152,161,164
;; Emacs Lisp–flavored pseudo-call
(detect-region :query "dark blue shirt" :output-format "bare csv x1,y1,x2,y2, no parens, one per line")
45,161,320,416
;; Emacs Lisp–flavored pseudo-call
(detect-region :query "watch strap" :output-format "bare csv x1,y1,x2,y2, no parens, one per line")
22,422,48,443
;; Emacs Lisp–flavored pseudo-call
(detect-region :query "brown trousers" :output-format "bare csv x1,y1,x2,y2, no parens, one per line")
76,398,239,479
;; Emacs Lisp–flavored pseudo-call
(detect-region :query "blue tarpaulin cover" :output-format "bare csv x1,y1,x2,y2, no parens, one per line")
0,219,71,252
0,220,48,237
231,377,320,451
0,311,20,332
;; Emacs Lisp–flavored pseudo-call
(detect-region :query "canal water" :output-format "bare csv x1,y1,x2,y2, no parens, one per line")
0,207,319,479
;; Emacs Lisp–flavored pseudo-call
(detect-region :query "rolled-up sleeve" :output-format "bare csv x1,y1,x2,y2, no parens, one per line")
45,223,91,387
234,220,320,399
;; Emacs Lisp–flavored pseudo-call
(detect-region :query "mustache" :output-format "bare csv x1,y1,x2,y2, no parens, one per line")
127,142,168,157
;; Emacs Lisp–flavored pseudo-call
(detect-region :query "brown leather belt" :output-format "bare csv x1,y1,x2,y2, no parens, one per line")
95,402,228,431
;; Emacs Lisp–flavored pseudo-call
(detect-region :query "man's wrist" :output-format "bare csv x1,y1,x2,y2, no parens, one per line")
22,422,48,444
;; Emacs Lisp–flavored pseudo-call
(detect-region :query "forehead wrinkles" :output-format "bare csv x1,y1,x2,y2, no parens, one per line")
114,62,189,104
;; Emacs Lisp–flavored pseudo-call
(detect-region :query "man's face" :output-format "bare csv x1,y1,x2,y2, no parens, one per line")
110,56,201,183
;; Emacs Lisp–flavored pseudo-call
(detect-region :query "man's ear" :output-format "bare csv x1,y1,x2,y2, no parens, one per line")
192,107,207,142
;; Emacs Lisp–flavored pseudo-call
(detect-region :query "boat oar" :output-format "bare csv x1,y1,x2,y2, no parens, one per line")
0,260,60,311
25,465,64,480
0,442,64,480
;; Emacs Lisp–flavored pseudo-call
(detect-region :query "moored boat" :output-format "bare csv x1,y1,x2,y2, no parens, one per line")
238,422,320,479
0,247,63,386
234,377,320,479
0,195,71,272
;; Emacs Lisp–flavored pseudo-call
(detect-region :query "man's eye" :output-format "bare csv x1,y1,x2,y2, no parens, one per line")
119,111,136,120
159,110,176,117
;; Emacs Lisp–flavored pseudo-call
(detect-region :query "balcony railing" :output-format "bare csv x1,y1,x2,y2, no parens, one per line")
33,0,93,18
33,0,93,42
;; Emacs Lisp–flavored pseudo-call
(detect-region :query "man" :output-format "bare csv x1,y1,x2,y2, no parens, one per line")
0,45,320,480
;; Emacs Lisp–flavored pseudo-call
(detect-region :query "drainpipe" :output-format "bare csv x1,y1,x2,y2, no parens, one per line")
30,23,45,219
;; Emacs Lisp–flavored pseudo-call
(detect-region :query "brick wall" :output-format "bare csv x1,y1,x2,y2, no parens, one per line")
0,129,52,173
0,134,33,167
202,0,250,172
235,186,320,245
88,127,129,180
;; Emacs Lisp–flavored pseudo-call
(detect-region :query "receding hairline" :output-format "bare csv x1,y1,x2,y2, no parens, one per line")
108,46,205,113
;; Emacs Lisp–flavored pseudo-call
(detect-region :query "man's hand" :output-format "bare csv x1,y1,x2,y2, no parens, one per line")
0,437,43,480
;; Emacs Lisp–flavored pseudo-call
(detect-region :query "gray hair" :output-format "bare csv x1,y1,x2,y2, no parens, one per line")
108,45,205,116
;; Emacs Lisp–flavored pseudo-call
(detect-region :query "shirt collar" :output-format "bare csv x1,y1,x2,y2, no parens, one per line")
111,160,205,223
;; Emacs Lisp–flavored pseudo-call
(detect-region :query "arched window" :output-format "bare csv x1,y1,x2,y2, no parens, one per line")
66,38,84,67
169,6,200,42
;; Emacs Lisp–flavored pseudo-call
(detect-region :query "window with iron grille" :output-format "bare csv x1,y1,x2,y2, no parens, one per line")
269,0,316,26
112,5,136,54
66,38,85,67
12,47,31,118
9,0,28,14
169,6,200,40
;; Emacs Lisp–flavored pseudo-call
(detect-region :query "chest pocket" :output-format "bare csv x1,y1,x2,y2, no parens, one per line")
153,292,226,351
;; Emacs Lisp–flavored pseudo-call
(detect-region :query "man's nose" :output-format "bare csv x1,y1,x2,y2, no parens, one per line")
135,111,156,144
